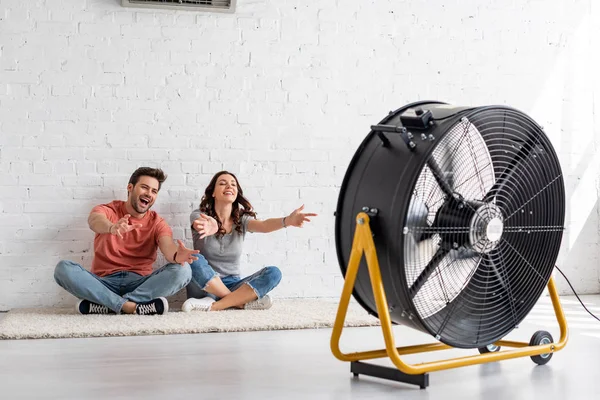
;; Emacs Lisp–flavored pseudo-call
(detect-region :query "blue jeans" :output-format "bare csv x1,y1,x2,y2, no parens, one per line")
187,255,282,300
54,260,192,313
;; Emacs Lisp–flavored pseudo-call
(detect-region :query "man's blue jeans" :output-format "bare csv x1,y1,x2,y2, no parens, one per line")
187,255,282,300
54,260,192,313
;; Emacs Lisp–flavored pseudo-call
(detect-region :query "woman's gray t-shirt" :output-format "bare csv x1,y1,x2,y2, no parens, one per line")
189,209,251,277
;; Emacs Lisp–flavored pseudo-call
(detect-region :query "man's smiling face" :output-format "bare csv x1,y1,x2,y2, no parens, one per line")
127,176,159,214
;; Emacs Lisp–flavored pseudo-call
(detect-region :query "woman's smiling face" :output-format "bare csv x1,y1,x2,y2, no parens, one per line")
213,173,238,205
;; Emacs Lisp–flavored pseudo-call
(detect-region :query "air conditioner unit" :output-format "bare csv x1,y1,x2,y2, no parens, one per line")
121,0,236,13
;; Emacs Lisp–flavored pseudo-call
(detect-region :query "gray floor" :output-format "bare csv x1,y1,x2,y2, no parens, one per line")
1,296,599,400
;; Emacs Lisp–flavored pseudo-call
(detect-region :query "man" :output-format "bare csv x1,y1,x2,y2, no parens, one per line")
54,167,218,315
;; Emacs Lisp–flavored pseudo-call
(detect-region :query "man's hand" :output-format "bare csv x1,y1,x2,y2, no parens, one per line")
109,214,143,239
192,214,219,239
173,239,200,265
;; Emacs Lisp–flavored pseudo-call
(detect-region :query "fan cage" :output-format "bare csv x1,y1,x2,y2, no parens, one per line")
402,107,565,347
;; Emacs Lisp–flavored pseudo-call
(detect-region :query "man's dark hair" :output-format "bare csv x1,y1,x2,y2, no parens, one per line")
128,167,167,191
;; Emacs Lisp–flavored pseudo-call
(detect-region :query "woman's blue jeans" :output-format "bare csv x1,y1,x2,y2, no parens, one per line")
187,254,282,300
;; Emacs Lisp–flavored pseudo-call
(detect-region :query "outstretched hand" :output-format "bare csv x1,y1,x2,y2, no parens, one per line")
174,239,200,266
192,213,219,239
286,205,318,228
109,214,142,239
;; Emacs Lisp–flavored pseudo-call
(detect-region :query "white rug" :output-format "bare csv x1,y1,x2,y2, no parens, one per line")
0,299,380,340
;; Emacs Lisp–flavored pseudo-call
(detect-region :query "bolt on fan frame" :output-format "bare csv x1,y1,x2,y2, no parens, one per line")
330,212,568,389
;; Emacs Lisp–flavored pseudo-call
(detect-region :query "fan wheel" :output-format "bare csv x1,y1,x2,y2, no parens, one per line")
477,343,501,354
529,330,554,365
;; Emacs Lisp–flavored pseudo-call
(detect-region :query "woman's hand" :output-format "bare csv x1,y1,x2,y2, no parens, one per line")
285,205,318,228
193,214,219,239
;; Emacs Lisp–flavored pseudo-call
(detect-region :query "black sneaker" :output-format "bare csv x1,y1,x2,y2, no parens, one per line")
135,297,169,315
76,300,113,315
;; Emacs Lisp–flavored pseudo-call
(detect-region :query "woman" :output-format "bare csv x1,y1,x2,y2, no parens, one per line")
182,171,317,312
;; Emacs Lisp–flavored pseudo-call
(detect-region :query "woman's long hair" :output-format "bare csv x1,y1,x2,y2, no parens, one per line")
199,171,256,237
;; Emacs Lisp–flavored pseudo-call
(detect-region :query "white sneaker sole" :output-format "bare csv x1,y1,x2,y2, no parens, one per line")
182,297,214,312
244,295,273,310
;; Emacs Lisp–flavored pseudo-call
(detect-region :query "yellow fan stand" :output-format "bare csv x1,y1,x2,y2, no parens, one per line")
330,212,568,388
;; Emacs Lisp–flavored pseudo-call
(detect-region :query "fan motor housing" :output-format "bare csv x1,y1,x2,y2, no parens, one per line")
335,101,565,349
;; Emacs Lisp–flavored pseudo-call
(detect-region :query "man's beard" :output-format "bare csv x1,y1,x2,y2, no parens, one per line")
131,196,151,214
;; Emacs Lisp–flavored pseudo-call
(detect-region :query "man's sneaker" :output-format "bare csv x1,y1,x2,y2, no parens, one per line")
76,300,113,315
244,295,273,310
135,297,169,315
182,297,215,312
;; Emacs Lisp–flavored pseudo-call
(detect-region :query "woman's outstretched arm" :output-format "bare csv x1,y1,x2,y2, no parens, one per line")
247,204,317,233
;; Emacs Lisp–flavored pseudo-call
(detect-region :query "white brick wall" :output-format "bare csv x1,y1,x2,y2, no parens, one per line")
1,0,599,310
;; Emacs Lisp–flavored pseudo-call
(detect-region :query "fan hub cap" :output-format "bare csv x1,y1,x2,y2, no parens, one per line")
469,204,504,253
486,218,504,242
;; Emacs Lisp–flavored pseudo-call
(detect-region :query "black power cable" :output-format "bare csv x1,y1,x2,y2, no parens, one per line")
554,265,600,323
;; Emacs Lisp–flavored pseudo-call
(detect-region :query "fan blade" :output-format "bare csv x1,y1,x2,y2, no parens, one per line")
426,157,455,198
483,253,509,293
406,196,430,241
411,249,482,320
484,137,538,201
481,252,518,329
406,196,429,228
415,237,440,264
409,247,448,298
405,196,440,273
404,228,441,270
455,246,478,260
430,117,495,202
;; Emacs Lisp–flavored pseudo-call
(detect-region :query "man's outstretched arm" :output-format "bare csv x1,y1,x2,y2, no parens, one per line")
88,212,141,238
158,236,199,265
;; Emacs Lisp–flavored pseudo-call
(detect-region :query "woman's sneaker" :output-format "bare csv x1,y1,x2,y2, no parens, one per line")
135,297,169,315
244,295,272,310
181,297,215,312
76,300,113,315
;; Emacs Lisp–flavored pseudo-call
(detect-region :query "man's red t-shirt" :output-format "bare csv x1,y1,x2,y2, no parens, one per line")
90,200,172,277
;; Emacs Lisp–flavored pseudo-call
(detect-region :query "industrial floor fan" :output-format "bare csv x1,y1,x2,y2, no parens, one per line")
331,101,568,388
